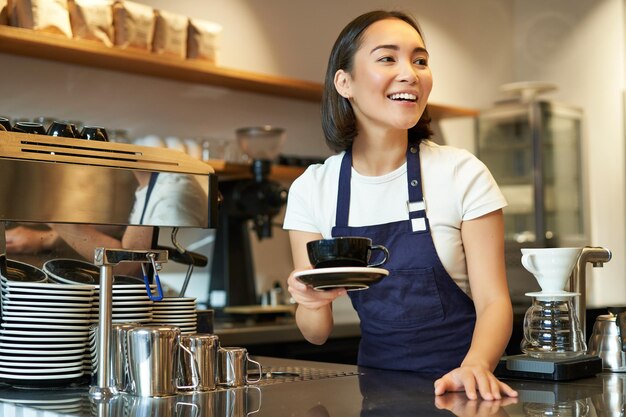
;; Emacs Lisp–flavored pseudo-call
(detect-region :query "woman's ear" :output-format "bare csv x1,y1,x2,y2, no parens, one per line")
334,69,352,99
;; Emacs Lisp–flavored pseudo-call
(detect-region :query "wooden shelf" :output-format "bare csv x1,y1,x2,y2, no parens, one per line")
206,159,305,182
0,25,479,117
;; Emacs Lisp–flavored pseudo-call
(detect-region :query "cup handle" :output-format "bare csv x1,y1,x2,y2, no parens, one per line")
246,356,263,384
368,245,389,267
246,386,262,416
521,253,539,275
176,402,199,417
176,344,200,390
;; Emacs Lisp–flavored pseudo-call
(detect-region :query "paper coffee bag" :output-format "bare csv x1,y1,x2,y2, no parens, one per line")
187,18,222,64
152,8,187,58
12,0,73,37
112,0,153,51
68,0,113,46
0,0,9,25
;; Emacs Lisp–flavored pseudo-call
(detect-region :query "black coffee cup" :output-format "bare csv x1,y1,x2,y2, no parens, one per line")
307,237,389,269
12,122,46,135
47,121,78,138
80,126,109,142
0,117,11,131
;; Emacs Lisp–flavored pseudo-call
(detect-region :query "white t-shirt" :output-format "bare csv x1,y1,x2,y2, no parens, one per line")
283,140,507,295
129,173,208,227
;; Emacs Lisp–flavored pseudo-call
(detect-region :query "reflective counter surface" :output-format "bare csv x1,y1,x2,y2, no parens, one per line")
0,356,622,417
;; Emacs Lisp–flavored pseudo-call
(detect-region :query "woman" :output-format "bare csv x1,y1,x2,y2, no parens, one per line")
284,10,517,401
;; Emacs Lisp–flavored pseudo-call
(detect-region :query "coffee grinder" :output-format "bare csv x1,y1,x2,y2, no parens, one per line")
209,126,288,308
496,247,610,381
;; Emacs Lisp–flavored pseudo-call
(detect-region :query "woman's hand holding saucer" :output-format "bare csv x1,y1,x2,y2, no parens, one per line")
287,268,347,310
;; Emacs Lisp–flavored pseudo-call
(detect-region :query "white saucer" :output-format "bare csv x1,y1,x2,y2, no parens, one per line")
525,291,580,300
294,266,389,291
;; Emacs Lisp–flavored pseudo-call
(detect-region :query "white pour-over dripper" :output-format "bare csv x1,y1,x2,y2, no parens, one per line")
521,247,582,298
520,247,586,357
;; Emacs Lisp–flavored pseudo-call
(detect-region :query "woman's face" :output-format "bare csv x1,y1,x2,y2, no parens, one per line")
335,18,433,136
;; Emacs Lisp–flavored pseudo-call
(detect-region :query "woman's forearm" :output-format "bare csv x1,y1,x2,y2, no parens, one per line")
462,298,513,370
295,304,335,345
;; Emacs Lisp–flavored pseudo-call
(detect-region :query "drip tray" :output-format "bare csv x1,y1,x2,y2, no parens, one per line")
250,366,360,386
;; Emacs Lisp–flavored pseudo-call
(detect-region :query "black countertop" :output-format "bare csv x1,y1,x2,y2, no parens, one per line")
0,356,622,417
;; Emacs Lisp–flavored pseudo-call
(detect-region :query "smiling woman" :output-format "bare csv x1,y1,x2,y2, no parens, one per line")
283,10,517,402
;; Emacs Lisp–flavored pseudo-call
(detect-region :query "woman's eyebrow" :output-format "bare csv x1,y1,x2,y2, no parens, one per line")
370,45,429,56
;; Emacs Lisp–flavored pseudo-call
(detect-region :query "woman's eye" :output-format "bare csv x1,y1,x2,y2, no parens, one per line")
414,58,428,66
377,56,395,63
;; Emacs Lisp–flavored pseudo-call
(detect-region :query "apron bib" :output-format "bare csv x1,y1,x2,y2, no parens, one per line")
331,142,476,374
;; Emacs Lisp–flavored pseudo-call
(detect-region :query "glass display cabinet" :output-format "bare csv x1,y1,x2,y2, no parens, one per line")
476,99,589,309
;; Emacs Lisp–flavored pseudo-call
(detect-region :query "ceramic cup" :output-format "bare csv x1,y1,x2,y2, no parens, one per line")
81,126,109,141
47,121,78,138
520,247,582,292
307,237,389,269
12,122,46,135
0,117,11,131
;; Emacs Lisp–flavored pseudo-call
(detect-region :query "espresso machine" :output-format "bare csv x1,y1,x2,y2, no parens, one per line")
0,128,218,398
209,126,288,308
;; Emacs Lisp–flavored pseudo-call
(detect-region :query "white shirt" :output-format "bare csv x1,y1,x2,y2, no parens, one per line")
129,173,208,227
283,140,507,295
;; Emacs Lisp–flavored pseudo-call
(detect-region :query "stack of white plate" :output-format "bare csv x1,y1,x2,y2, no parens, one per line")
0,272,94,386
42,259,155,325
91,283,155,325
151,297,198,334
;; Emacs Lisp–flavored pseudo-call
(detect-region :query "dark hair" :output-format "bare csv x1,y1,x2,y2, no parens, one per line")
321,10,433,153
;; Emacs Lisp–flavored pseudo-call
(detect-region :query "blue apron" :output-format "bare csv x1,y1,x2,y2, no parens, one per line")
331,142,476,374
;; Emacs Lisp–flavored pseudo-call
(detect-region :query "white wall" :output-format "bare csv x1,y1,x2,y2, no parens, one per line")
0,0,516,303
3,1,625,309
513,0,626,307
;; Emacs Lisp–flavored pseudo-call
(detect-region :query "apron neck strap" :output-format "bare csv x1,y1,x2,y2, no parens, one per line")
334,142,425,228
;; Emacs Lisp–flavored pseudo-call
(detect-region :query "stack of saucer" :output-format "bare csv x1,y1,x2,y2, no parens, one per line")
91,281,155,325
42,259,155,324
0,270,94,386
151,297,197,334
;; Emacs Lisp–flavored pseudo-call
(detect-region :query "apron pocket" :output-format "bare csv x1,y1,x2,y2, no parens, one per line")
352,267,444,325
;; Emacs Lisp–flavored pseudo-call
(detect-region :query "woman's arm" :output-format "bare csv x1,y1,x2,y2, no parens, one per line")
287,230,347,345
434,209,518,400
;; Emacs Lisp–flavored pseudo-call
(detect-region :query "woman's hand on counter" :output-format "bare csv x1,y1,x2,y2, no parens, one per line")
434,365,518,401
435,391,517,416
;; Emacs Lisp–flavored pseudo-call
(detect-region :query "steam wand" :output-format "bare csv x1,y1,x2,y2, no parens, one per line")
89,248,168,399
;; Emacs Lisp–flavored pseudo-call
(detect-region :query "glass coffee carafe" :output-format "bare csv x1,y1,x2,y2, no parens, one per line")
520,248,586,358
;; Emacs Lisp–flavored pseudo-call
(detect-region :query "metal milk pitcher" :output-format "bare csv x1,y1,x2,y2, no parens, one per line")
588,307,626,372
126,325,199,397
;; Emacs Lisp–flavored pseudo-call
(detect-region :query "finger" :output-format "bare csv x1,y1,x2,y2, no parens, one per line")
473,371,493,401
487,375,501,400
434,378,446,396
463,374,478,400
499,380,518,397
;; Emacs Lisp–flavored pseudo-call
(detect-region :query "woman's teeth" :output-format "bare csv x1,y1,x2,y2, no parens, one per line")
388,93,417,102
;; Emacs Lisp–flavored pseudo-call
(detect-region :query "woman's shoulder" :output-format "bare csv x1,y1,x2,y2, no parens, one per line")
420,140,487,171
420,140,476,160
292,152,344,185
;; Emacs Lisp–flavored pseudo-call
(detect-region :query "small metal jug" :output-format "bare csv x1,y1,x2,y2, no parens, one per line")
588,307,626,372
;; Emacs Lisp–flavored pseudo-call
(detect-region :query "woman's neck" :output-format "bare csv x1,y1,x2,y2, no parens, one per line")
351,129,408,176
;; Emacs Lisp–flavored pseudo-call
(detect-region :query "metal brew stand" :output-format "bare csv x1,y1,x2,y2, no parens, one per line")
0,130,218,399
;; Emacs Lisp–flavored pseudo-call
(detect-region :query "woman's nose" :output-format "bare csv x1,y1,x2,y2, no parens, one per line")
396,61,418,84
